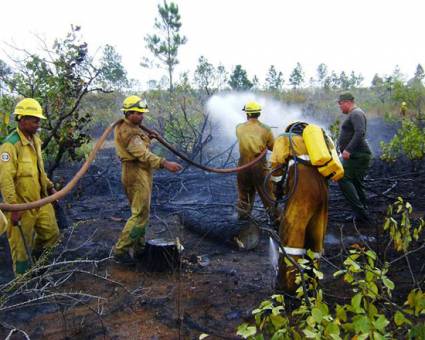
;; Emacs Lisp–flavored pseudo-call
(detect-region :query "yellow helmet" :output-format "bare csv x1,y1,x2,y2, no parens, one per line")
242,101,261,116
401,102,407,106
121,95,149,113
13,98,46,119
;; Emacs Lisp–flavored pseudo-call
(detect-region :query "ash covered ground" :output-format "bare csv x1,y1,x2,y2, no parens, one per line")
1,131,425,339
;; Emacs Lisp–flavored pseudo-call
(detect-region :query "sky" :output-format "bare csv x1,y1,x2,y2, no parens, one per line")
0,0,424,89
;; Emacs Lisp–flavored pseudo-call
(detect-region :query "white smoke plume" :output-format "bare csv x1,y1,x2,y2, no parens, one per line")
206,92,306,143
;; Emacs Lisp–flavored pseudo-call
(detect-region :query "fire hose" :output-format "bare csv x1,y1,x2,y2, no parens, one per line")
0,119,267,212
140,124,267,174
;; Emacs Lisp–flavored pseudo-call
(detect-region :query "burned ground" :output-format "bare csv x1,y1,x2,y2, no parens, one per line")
1,144,425,339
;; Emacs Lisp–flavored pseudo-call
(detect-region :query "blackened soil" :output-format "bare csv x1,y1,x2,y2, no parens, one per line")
1,148,424,339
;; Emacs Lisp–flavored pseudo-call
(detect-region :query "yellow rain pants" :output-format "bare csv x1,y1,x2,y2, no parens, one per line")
6,204,58,274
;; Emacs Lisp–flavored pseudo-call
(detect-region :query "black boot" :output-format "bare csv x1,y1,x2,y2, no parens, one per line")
113,252,135,266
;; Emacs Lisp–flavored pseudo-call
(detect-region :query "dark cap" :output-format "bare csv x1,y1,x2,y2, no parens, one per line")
338,92,355,101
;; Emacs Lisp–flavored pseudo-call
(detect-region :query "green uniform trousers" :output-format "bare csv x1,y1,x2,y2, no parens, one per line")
114,161,152,255
277,165,328,293
6,203,59,275
338,152,372,221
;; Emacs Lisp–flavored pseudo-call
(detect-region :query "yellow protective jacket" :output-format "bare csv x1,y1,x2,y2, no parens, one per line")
236,119,274,163
0,128,54,205
114,118,164,170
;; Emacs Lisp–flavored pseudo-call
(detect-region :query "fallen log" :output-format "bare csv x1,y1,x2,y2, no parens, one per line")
178,211,260,250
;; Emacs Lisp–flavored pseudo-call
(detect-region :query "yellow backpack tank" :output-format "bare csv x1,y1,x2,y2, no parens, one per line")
301,123,344,181
302,124,332,166
317,138,344,181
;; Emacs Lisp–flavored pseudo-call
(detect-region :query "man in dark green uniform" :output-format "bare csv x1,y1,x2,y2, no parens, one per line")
337,92,372,223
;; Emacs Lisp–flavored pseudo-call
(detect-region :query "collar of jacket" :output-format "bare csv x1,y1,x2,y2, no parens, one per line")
123,117,140,128
16,128,35,146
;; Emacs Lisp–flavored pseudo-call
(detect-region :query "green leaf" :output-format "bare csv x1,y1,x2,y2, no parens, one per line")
312,307,323,323
236,323,257,338
366,250,377,260
270,314,286,329
367,282,379,298
319,302,329,316
313,268,324,280
344,273,354,283
365,271,374,282
382,276,395,290
272,306,284,315
325,322,340,336
336,305,347,322
367,303,378,318
303,329,318,338
352,315,370,333
373,315,389,331
394,311,411,326
351,293,363,313
333,270,346,278
371,331,385,340
272,294,284,303
409,323,425,338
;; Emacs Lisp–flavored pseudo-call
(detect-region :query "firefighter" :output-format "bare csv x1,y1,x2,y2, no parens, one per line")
270,122,328,293
113,95,182,265
0,98,60,275
337,92,372,223
400,101,408,117
236,101,278,223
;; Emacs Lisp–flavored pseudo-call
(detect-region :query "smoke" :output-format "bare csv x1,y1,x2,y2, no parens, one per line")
206,92,306,144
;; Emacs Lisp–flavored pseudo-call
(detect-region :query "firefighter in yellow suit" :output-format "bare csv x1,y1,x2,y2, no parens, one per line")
236,101,278,223
113,96,182,265
0,98,59,275
270,123,328,293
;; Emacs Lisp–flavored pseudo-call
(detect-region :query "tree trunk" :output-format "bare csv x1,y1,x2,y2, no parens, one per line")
144,239,180,272
178,211,260,250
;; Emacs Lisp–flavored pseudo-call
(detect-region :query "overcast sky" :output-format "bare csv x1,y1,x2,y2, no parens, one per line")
1,0,424,88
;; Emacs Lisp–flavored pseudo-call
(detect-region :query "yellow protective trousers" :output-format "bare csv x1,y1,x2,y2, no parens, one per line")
236,161,278,221
114,161,152,255
6,204,59,275
277,164,328,293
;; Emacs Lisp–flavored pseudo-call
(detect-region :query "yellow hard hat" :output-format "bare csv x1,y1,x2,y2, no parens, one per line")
13,98,46,119
121,95,149,113
242,101,261,115
401,102,407,106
